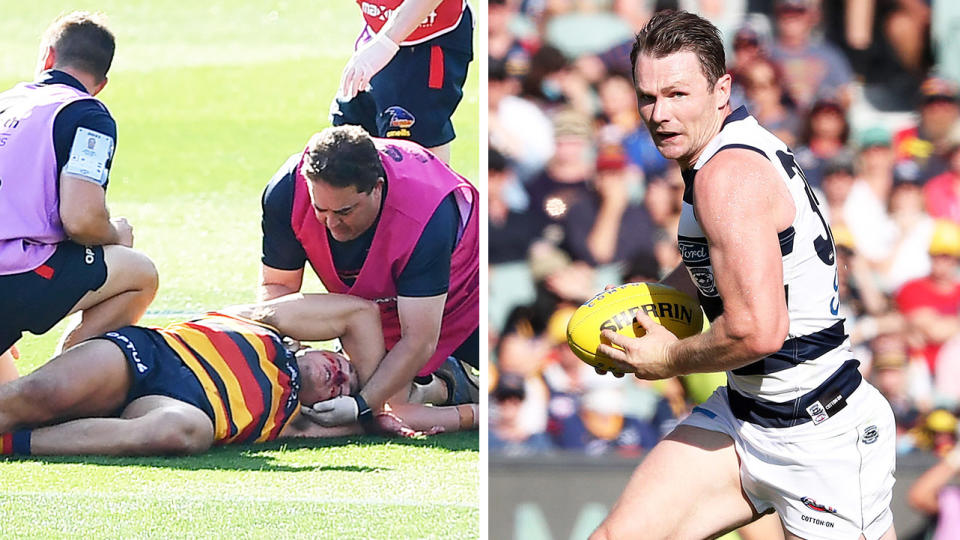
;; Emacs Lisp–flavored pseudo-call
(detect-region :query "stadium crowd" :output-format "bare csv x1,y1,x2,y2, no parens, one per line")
487,0,960,473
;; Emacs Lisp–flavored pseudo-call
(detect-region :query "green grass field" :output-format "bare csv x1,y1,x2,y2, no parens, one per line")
0,2,479,537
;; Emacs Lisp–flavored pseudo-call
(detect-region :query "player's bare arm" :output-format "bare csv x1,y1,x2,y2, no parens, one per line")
599,150,793,378
358,293,446,411
59,173,131,246
378,0,446,45
257,264,304,301
224,292,385,385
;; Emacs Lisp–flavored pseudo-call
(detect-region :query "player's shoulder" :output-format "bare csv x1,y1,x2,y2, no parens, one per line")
262,153,301,209
57,97,116,138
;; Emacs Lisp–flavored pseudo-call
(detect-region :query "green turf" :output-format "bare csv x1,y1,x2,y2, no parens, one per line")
0,2,479,537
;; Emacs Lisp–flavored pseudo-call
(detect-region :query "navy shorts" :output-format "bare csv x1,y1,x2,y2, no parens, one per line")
0,241,107,351
95,326,215,421
331,9,473,148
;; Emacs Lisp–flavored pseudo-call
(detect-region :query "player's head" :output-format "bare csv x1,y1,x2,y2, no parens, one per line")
295,348,360,405
630,10,731,168
301,126,386,242
38,11,115,91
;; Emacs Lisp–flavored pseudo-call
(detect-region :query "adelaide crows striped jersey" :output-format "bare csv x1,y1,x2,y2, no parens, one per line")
678,107,855,406
154,313,301,444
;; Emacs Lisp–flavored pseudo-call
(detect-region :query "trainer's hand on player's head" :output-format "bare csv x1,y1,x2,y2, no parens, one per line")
301,395,359,427
337,32,400,101
597,310,678,380
111,217,134,247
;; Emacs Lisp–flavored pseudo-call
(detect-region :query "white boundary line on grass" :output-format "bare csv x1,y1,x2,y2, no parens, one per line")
0,491,478,509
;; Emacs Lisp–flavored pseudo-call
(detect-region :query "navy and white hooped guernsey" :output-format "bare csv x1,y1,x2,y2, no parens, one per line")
678,106,860,428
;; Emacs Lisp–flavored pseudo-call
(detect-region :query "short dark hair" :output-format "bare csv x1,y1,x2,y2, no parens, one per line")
43,11,115,82
630,10,726,88
301,125,385,193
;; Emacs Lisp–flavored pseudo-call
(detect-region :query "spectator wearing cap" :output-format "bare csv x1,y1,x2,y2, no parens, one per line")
893,76,960,180
489,0,532,82
769,0,854,111
869,333,925,439
550,385,660,456
563,129,657,267
895,220,960,376
489,59,555,182
794,98,851,189
924,124,960,224
525,108,596,245
490,372,555,456
845,126,899,266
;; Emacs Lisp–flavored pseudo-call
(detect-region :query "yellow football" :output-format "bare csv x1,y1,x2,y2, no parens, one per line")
566,282,704,371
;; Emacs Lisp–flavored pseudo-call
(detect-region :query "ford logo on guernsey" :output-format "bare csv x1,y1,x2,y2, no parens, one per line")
678,240,709,263
800,496,837,514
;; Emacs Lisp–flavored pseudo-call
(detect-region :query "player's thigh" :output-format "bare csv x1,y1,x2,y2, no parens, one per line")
1,242,107,341
594,425,758,540
120,395,214,454
69,244,157,314
12,338,131,418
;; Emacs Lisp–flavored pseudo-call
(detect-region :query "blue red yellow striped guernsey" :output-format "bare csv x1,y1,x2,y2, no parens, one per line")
154,313,301,444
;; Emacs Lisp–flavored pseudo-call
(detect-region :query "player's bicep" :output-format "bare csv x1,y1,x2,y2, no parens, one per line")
695,153,788,340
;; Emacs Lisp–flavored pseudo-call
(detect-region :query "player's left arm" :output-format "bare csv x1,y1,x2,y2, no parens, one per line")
599,150,792,378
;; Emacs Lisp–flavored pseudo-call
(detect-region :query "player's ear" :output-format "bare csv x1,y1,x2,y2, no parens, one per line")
714,73,732,109
37,45,55,74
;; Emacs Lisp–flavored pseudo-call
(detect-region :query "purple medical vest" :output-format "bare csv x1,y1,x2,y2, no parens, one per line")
0,82,97,275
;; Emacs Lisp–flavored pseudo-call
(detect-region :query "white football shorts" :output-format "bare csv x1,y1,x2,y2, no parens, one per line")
680,381,896,540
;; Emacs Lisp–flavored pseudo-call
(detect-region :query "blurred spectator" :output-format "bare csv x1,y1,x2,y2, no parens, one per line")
845,126,898,265
564,133,657,267
821,152,856,225
738,56,802,147
924,124,960,223
644,165,685,274
489,149,543,334
496,327,552,436
895,220,960,376
875,170,934,293
769,0,854,111
794,98,851,188
489,59,555,181
908,439,960,540
526,108,596,246
489,0,532,80
490,372,555,455
521,45,594,117
489,148,542,265
550,385,662,456
893,75,960,181
823,0,931,112
869,333,926,438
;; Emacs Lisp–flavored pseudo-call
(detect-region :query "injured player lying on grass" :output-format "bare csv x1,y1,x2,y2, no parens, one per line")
0,293,477,456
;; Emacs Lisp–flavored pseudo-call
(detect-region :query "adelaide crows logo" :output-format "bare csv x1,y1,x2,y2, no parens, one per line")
384,106,415,138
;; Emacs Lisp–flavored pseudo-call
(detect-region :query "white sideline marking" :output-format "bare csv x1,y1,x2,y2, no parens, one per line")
0,491,477,509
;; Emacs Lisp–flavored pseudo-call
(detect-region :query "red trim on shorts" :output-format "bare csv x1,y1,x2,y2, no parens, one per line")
34,264,54,280
0,433,12,455
429,46,444,89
